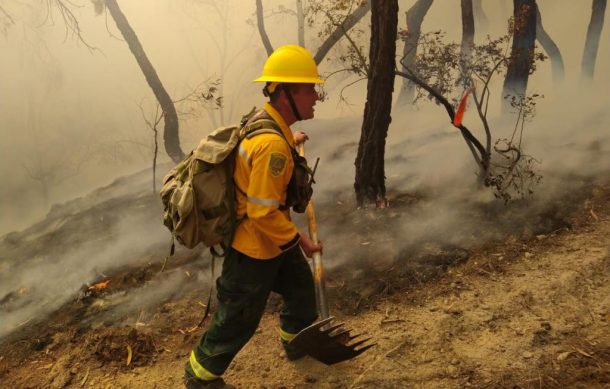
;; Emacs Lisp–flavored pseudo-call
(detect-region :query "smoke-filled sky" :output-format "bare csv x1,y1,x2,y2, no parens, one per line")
0,0,609,340
1,0,609,234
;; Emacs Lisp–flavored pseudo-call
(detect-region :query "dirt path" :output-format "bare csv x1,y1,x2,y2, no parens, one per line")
215,202,610,389
1,190,609,388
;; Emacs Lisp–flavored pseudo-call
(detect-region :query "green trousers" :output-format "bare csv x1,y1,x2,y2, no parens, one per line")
188,245,317,377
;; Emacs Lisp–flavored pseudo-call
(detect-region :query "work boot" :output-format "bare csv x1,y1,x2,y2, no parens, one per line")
282,339,306,361
184,365,234,389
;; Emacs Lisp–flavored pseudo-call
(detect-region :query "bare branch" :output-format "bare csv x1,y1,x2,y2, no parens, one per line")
395,69,487,164
338,76,367,106
137,100,162,193
0,4,15,24
313,1,370,64
323,8,369,76
51,0,98,52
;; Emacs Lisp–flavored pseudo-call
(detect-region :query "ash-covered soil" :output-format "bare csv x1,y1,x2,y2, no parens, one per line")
1,171,609,388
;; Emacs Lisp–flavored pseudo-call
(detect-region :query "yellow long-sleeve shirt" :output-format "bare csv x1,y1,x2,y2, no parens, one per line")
231,103,300,259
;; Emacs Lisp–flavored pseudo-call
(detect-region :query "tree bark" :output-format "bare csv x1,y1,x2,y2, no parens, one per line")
255,0,274,56
581,0,607,80
296,0,305,47
396,0,433,106
502,0,537,109
460,0,475,87
105,0,184,162
354,0,398,208
535,6,564,84
472,0,489,34
313,2,371,64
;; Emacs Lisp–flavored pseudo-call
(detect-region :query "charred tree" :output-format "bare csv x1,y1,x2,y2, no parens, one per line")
105,0,184,162
460,0,475,87
581,0,607,80
502,0,537,110
535,6,564,84
354,0,398,208
396,0,433,106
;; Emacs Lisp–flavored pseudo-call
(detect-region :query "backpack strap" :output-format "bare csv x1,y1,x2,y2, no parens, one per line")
243,118,283,139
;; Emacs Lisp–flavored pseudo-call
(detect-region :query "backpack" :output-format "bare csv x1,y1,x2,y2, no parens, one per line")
160,108,283,253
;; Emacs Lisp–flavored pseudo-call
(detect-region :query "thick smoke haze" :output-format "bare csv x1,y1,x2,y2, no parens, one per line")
1,0,609,338
1,0,608,234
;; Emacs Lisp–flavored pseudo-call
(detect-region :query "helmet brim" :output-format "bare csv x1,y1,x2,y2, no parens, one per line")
252,75,325,84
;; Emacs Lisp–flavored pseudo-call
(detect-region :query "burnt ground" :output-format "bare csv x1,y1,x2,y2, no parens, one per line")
0,175,609,389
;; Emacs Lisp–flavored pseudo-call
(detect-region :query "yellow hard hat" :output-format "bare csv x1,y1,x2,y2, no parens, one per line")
253,45,324,84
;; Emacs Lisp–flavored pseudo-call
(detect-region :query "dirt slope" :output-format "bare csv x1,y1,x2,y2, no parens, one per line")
1,185,609,389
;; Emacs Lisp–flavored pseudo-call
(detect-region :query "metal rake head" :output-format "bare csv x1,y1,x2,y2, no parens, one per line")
289,317,376,365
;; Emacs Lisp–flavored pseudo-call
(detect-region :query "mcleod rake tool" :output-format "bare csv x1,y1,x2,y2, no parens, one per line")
289,144,375,365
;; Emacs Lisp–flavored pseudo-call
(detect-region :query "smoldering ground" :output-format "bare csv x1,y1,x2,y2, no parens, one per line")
294,79,610,273
0,168,176,339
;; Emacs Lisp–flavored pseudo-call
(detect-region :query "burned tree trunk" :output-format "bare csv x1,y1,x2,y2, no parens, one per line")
106,0,184,162
354,0,398,208
105,0,183,162
473,0,489,34
255,0,274,55
460,0,475,87
396,0,433,106
502,0,537,110
536,6,564,84
581,0,607,80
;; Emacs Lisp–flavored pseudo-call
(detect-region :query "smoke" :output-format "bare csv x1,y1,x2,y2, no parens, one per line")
296,77,610,270
1,0,609,339
0,169,171,339
82,268,212,329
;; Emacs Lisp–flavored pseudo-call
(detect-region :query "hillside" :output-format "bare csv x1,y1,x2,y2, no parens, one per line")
0,168,609,388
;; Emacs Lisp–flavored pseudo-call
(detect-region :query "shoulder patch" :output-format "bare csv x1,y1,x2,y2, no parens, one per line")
268,152,288,177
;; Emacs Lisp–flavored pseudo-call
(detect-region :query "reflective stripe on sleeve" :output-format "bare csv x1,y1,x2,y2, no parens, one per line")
279,327,297,342
247,196,280,207
189,351,219,381
238,144,251,165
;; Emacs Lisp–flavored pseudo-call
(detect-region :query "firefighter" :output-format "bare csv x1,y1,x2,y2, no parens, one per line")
184,45,324,388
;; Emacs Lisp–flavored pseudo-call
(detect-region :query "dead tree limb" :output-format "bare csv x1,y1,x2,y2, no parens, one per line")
105,0,184,162
313,1,371,64
395,68,488,169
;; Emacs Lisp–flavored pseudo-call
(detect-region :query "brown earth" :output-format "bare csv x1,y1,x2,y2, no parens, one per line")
1,183,609,389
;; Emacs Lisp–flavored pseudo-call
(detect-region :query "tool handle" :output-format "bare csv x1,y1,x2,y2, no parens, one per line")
297,144,330,320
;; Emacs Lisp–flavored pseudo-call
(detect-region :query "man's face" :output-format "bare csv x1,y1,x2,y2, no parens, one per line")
291,83,319,120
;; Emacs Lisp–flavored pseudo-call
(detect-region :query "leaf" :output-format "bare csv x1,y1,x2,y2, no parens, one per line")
126,344,133,366
80,368,89,387
557,351,572,361
573,347,593,358
453,87,474,127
